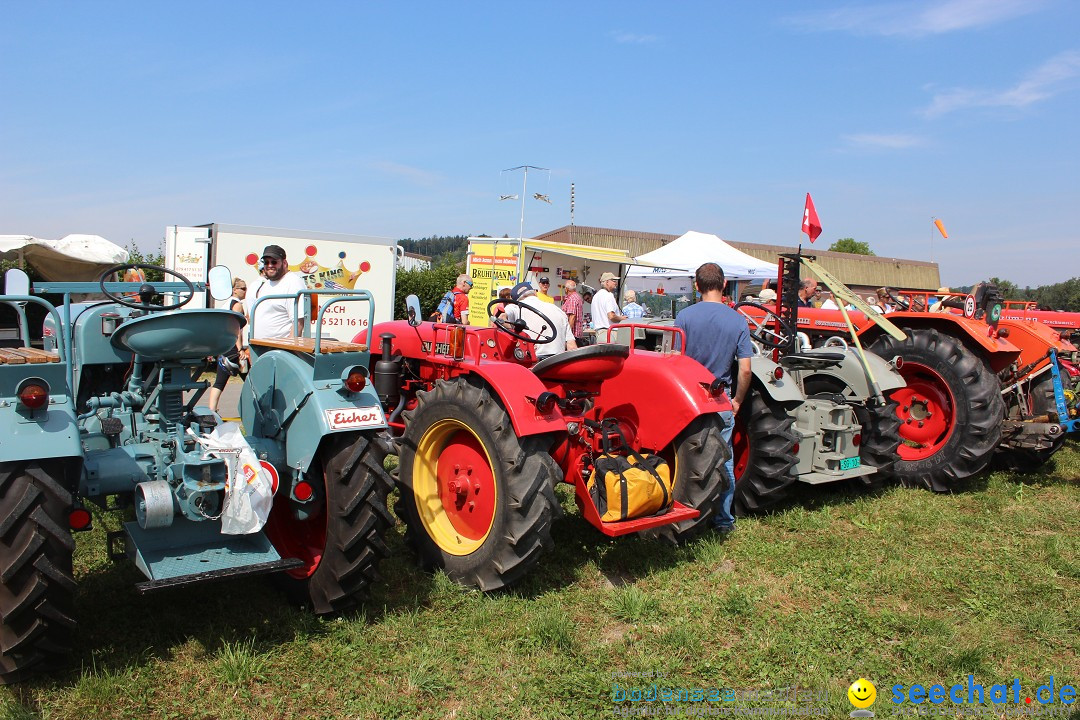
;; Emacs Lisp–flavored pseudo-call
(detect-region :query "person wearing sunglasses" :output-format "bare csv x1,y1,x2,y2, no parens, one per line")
247,244,307,339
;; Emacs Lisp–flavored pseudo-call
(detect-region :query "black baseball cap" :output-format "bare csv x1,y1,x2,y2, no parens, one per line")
262,244,286,260
539,276,550,283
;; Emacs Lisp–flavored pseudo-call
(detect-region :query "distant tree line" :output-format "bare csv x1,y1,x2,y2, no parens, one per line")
397,235,471,264
954,277,1080,312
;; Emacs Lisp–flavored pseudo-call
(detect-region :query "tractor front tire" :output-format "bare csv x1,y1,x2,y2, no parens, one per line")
641,414,730,544
396,378,560,591
0,461,76,684
868,328,1003,492
265,433,394,614
732,387,799,515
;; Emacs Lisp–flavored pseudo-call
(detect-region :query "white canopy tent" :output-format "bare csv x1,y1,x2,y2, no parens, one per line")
0,234,129,282
625,231,777,295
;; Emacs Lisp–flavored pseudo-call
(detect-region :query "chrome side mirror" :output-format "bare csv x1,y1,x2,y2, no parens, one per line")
405,294,422,327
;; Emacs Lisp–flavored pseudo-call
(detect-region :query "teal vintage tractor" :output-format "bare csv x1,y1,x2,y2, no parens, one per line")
0,264,394,683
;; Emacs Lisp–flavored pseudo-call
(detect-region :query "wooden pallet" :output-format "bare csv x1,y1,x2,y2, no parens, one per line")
0,347,61,365
249,337,368,354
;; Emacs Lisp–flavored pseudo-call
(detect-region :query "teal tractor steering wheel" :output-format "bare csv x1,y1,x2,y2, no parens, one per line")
99,263,195,312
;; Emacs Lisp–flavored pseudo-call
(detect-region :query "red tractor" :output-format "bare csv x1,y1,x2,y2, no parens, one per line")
358,295,731,590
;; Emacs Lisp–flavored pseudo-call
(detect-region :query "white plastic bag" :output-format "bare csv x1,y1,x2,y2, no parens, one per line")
190,421,274,535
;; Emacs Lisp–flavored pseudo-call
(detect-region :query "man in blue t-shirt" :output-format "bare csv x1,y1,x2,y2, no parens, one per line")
674,262,753,534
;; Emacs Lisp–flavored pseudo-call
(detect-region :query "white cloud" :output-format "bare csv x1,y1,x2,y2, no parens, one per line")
610,31,660,45
785,0,1042,37
922,50,1080,117
843,133,925,148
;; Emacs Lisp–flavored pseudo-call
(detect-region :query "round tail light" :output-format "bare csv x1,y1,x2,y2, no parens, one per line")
294,481,314,501
68,507,92,531
17,382,48,410
792,443,800,454
853,433,862,447
772,366,784,381
344,368,367,392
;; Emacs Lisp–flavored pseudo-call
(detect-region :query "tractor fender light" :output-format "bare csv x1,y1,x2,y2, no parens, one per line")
709,378,727,398
343,366,368,393
772,366,784,381
16,380,49,410
852,433,862,447
996,327,1010,339
892,355,904,370
294,481,314,502
792,443,800,454
68,507,92,531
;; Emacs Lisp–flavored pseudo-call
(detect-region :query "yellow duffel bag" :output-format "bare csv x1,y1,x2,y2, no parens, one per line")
586,423,673,522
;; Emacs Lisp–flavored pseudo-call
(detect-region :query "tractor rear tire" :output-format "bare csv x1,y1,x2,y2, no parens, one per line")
396,378,560,591
640,414,730,544
265,433,395,614
849,398,902,492
868,328,1003,492
0,461,76,684
732,387,799,515
996,365,1067,470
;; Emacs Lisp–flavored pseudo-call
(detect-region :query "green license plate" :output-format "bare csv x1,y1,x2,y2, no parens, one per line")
840,457,861,471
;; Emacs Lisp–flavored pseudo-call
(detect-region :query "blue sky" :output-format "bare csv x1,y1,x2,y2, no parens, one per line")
2,0,1077,288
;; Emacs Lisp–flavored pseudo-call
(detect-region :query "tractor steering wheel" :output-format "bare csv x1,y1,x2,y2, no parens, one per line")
99,263,195,312
883,287,909,311
486,297,557,345
734,301,794,350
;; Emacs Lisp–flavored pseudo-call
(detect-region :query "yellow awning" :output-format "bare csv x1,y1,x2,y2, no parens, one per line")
522,239,667,268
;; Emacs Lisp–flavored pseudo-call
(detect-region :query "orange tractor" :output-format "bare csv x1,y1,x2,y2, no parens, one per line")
750,273,1077,489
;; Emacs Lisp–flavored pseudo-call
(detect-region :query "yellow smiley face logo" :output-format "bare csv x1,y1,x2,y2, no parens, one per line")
848,678,877,709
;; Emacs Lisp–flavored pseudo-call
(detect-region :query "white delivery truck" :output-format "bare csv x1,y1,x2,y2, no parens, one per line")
464,236,645,327
166,224,399,339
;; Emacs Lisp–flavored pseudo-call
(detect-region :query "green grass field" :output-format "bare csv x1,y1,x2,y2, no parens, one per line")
2,443,1077,720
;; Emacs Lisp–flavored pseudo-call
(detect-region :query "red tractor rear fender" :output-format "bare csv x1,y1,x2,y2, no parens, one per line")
855,314,1021,374
587,352,732,451
995,318,1075,375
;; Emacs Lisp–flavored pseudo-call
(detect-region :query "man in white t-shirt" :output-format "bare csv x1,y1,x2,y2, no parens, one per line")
247,244,308,340
591,272,625,341
505,282,578,358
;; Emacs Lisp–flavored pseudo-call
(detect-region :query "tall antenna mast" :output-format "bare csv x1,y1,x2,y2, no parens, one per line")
570,182,575,245
502,165,548,239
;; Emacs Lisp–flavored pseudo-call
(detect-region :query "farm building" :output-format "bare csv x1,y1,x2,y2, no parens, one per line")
536,225,941,299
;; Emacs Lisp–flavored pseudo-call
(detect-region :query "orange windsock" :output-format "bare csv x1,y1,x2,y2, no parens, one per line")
934,218,948,239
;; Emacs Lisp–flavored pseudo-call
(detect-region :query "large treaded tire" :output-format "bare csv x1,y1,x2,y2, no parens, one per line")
396,377,560,591
266,433,395,615
848,398,903,492
640,414,731,544
996,365,1067,470
0,462,76,685
868,328,1003,492
732,387,799,515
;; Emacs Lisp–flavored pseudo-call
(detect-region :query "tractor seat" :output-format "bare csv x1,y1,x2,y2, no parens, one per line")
531,343,630,383
111,309,245,361
779,352,846,371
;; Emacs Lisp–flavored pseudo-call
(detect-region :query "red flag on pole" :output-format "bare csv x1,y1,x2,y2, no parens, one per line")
802,193,822,243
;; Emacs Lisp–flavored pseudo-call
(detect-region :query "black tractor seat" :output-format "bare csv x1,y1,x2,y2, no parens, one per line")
778,352,846,371
531,343,630,383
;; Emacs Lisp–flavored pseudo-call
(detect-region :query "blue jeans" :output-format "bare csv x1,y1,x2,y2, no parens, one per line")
715,409,736,530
